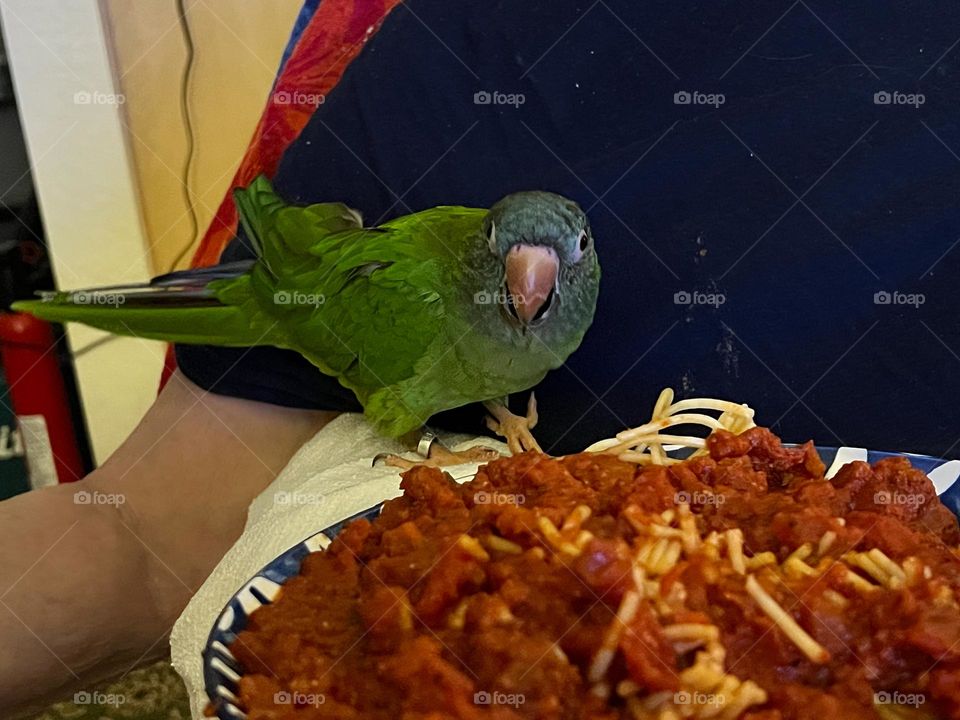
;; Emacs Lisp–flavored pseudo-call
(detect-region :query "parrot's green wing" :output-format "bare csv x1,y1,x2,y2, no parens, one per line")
276,249,449,436
233,176,364,270
231,179,487,436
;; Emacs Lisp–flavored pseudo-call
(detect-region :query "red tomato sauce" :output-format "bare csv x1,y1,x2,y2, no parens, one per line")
225,428,960,720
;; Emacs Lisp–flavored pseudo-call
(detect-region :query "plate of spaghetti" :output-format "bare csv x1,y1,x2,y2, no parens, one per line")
203,392,960,720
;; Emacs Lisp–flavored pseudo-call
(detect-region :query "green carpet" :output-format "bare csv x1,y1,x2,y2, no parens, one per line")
32,660,192,720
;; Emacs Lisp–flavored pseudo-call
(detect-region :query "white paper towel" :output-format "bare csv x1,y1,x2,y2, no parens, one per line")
169,412,504,718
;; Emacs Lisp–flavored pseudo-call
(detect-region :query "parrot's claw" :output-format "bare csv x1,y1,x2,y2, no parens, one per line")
373,444,501,470
372,452,397,467
484,392,543,455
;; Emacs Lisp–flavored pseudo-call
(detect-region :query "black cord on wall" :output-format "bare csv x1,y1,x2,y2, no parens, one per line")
168,0,200,272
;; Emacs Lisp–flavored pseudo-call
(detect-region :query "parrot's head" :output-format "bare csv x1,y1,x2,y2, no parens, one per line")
482,191,599,332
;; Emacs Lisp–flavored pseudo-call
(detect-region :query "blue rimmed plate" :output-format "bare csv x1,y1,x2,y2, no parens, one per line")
202,447,960,719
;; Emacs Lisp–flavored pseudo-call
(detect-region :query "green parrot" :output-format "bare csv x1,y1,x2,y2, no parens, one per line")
13,176,601,461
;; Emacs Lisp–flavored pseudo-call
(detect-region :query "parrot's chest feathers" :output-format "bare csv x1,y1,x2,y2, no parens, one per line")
442,288,579,393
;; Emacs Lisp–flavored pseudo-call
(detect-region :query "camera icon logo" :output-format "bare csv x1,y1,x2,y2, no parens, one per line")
274,291,292,305
474,691,492,705
673,290,692,305
874,91,891,105
474,90,492,105
873,290,891,305
673,90,692,105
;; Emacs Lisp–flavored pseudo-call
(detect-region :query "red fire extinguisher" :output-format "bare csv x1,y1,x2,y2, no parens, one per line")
0,311,86,484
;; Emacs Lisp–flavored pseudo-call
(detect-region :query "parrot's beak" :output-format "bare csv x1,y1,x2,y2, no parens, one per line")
505,244,559,325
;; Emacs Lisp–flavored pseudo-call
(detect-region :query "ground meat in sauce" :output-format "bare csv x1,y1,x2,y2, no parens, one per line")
225,428,960,720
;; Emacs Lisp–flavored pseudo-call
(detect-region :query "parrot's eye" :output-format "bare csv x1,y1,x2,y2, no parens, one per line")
571,230,589,262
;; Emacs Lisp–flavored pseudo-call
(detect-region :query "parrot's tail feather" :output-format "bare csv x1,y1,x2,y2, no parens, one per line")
150,259,256,287
36,287,216,305
12,276,274,347
33,260,254,302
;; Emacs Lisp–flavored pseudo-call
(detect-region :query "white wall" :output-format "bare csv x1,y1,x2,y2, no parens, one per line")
104,0,303,273
0,1,165,464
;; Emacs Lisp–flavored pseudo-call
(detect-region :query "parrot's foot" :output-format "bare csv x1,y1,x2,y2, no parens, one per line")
484,393,542,455
373,442,501,470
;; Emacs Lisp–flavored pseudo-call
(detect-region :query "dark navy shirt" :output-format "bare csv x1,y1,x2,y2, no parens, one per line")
178,0,960,457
